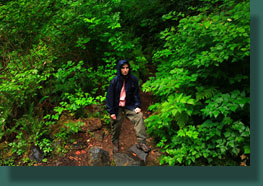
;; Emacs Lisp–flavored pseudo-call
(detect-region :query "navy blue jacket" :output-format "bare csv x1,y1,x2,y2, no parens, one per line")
106,60,141,116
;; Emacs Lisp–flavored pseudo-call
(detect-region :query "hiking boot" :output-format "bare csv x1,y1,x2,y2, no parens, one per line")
136,142,151,153
113,141,119,153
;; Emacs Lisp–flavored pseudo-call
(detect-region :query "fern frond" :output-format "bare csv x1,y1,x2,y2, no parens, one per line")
196,87,217,101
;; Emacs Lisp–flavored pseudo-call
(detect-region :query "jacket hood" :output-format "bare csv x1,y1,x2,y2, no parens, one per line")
117,59,131,77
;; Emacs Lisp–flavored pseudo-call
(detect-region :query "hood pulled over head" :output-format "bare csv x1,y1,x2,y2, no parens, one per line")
117,59,131,77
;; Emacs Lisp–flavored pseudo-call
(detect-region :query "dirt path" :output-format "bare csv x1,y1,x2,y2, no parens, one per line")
38,90,162,166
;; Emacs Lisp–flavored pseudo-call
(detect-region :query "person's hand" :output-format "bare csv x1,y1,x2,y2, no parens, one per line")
134,108,141,114
110,114,116,120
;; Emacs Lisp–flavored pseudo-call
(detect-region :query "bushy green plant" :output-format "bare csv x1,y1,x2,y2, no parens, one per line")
1,0,250,166
158,118,250,166
143,0,250,165
6,114,51,161
53,121,85,142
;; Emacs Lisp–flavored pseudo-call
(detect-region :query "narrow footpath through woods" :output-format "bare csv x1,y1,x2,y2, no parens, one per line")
37,90,163,166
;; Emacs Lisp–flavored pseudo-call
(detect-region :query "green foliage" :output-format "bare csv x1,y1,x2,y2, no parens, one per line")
143,0,250,165
0,0,131,164
35,138,53,156
53,121,85,142
6,113,50,160
0,40,53,114
0,0,250,166
158,119,250,166
145,93,195,139
201,90,249,118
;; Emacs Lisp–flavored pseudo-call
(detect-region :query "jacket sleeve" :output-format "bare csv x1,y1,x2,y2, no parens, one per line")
133,78,141,108
106,79,116,115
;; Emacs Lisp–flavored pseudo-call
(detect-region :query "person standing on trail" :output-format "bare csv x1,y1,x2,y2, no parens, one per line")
106,59,151,153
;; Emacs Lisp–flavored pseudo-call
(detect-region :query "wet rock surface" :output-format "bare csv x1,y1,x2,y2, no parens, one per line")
88,147,110,166
113,152,144,166
29,146,44,162
128,144,148,164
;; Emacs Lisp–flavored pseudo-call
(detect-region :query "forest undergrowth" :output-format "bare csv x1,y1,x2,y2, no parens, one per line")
0,0,250,166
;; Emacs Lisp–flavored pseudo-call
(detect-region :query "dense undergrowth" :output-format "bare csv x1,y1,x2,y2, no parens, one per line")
0,0,249,166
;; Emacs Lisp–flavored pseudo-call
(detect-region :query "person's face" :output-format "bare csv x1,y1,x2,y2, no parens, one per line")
121,63,129,76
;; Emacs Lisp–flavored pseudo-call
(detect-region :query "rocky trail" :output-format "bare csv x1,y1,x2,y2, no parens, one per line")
36,90,163,166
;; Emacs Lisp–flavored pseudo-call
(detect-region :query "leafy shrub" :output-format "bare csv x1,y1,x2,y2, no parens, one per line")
7,114,50,161
143,0,250,165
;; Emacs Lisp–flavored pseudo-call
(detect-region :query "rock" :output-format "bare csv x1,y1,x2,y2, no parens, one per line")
128,144,149,164
82,118,102,132
29,146,44,162
88,147,110,166
113,152,145,166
